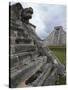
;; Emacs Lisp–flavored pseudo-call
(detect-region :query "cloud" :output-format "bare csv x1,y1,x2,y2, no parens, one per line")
11,2,66,40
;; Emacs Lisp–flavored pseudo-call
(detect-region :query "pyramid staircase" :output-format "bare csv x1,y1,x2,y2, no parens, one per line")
9,3,66,88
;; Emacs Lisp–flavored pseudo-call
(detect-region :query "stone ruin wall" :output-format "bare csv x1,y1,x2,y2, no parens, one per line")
9,3,66,88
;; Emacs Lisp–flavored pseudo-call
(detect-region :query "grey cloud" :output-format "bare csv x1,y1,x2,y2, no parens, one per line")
11,2,66,40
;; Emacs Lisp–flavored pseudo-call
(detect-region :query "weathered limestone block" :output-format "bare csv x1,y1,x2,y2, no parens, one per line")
10,55,31,69
15,38,32,44
31,63,52,86
11,44,36,54
10,51,39,68
43,68,58,86
10,60,43,87
11,50,38,59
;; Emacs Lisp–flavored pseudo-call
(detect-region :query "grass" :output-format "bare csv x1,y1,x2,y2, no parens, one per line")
48,46,66,85
48,46,66,65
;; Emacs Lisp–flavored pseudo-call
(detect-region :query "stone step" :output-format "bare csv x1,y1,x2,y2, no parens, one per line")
11,57,47,78
43,68,58,86
10,20,22,28
10,51,38,68
15,38,32,44
10,36,24,39
10,60,44,88
17,56,47,87
10,44,36,54
10,54,46,69
11,56,47,72
10,51,38,58
31,63,52,86
10,22,35,41
10,22,25,32
10,37,33,44
10,19,22,26
10,55,31,68
10,43,34,47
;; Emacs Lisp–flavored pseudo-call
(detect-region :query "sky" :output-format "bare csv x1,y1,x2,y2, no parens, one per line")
11,2,66,40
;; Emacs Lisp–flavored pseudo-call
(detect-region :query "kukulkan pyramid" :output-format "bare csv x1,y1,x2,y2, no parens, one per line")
43,26,66,46
9,3,66,88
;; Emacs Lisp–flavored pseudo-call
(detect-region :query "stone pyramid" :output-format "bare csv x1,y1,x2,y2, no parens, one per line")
9,3,66,88
43,26,66,46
